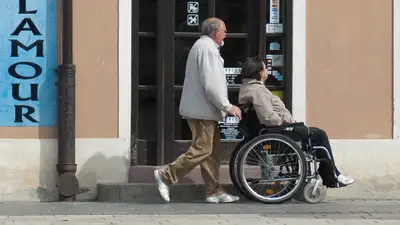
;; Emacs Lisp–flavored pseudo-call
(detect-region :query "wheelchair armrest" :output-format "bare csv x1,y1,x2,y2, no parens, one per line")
282,122,305,128
260,122,305,133
264,122,304,129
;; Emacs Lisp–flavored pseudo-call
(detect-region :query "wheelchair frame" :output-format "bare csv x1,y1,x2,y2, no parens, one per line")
229,105,336,204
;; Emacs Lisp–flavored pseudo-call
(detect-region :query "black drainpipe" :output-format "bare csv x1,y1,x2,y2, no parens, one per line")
55,0,79,201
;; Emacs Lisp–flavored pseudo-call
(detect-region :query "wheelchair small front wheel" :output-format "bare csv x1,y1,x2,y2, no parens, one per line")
302,183,327,204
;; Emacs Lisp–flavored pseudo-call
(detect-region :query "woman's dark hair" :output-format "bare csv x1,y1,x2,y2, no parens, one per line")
237,56,264,82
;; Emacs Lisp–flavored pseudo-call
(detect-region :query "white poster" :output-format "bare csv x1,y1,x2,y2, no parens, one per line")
269,0,280,24
224,67,242,84
266,23,283,33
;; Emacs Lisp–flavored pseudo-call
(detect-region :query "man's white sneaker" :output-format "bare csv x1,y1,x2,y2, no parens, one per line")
337,174,355,186
206,193,240,203
154,169,170,202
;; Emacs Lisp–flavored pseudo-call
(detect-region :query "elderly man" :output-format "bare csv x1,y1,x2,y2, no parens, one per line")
154,18,242,203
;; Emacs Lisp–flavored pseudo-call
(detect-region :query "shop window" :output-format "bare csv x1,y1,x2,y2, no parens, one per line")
138,90,157,140
215,0,247,33
220,38,246,68
266,0,284,25
265,37,284,86
139,0,157,32
265,0,286,87
175,37,197,85
174,90,191,140
175,37,246,86
175,0,209,33
139,37,156,85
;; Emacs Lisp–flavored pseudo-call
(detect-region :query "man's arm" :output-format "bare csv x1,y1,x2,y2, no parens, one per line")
252,91,283,126
197,48,232,113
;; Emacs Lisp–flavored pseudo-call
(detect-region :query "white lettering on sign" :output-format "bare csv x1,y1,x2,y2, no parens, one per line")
224,116,240,124
224,67,242,75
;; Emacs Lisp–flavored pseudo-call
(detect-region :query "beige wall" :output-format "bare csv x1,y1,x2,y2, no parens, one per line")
72,0,118,138
0,0,119,139
306,0,393,139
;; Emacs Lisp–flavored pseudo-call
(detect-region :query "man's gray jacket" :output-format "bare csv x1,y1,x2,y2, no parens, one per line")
179,35,232,122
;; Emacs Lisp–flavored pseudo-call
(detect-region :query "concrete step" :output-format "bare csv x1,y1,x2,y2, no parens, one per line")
100,165,260,203
97,183,248,203
129,165,234,183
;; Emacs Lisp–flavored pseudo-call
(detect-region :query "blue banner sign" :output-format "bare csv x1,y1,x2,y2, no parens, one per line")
0,0,58,126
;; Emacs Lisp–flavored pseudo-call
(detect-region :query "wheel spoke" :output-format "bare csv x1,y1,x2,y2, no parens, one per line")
237,134,307,203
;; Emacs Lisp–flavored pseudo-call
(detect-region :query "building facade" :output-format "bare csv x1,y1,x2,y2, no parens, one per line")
0,0,398,201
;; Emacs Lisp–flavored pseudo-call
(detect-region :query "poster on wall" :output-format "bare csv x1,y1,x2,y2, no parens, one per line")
0,0,58,126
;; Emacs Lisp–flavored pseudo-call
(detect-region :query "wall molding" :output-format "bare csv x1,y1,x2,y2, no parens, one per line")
118,0,132,141
291,0,307,123
393,0,400,139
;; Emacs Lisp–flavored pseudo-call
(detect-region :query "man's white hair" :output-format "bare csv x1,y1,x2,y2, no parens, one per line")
200,18,223,36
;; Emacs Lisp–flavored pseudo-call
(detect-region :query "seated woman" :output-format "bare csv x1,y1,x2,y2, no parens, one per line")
237,56,355,187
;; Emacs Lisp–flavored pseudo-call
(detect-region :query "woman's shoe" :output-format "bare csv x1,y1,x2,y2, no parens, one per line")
337,174,355,186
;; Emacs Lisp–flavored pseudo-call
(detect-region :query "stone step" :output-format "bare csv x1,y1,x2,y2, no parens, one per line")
97,183,248,203
128,165,234,183
99,165,264,203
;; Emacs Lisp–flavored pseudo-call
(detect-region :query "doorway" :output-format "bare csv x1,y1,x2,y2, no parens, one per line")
131,0,293,166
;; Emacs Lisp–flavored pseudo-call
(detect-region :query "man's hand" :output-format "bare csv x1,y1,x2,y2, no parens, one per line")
228,105,242,120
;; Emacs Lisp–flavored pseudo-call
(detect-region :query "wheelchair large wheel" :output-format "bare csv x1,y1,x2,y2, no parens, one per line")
229,139,256,200
237,133,307,204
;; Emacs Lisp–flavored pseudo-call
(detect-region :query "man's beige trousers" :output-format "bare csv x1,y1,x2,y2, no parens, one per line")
160,119,224,197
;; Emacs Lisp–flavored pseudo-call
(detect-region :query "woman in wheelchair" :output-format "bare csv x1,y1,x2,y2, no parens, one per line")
236,56,354,188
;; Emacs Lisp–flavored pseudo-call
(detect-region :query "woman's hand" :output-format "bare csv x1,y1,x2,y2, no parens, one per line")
283,116,296,124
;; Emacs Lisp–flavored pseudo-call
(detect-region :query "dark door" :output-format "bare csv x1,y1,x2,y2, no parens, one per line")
131,0,293,166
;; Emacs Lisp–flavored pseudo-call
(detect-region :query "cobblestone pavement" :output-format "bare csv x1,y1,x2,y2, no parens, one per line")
0,200,398,224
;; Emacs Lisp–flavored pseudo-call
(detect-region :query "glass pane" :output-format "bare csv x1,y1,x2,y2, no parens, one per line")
175,37,246,86
175,0,208,32
216,0,247,33
174,90,191,140
266,37,283,54
265,37,284,86
266,0,283,24
221,38,246,85
139,0,157,32
266,0,284,34
220,38,246,67
228,90,239,106
139,37,156,85
175,37,198,85
138,90,157,140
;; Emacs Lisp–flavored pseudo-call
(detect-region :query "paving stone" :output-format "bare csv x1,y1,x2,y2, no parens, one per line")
0,201,396,224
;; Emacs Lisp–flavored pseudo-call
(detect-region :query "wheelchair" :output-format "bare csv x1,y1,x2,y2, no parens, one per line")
229,104,334,204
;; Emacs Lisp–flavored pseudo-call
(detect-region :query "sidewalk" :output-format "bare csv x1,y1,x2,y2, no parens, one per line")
1,214,398,225
0,200,398,224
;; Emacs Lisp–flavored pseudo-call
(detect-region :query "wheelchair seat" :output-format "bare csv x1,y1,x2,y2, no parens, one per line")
230,105,337,205
238,103,305,139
